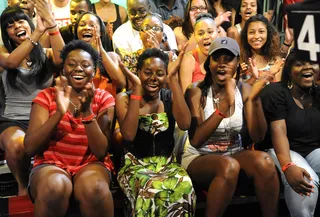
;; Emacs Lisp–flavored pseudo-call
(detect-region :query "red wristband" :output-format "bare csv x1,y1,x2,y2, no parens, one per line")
81,113,96,123
49,30,60,36
282,162,296,172
214,109,226,118
130,94,142,100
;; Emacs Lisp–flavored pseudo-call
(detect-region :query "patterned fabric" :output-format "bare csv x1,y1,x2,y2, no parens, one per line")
138,113,169,135
118,152,196,217
32,88,115,175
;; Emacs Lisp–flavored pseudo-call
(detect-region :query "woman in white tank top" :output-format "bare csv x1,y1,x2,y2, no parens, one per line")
182,37,279,217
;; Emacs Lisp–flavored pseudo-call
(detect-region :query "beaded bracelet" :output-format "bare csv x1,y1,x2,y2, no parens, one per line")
26,37,38,46
282,162,296,172
130,95,142,100
214,109,226,118
81,113,96,124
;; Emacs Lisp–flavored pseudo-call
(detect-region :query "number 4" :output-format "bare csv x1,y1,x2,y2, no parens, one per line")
297,15,320,61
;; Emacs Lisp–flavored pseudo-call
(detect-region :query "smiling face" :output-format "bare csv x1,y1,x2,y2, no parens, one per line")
139,16,163,48
247,21,267,52
77,14,101,43
209,49,239,86
240,0,257,22
189,0,208,27
127,0,149,31
139,57,167,97
6,18,32,46
63,49,95,91
70,0,89,26
291,60,319,90
194,18,217,55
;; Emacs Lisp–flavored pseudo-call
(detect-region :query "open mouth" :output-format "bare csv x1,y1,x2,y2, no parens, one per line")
82,32,93,41
16,30,27,38
147,84,158,91
301,73,313,78
204,42,211,49
71,74,87,84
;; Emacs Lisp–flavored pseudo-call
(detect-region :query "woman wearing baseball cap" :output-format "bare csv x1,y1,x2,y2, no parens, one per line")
181,37,279,217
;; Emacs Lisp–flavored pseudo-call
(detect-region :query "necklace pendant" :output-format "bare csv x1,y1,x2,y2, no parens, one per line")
74,107,78,115
213,97,220,104
26,61,32,67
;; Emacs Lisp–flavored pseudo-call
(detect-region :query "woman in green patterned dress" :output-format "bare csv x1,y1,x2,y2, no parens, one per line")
115,47,196,217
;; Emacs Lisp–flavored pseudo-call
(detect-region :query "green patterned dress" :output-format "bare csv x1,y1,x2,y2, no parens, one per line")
117,90,196,217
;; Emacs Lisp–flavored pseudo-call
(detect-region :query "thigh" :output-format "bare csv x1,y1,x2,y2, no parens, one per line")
232,149,274,178
0,126,25,150
267,149,319,185
73,163,111,200
187,154,239,189
29,165,72,201
305,148,320,177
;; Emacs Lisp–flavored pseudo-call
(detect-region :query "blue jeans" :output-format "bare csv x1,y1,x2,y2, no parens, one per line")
268,148,320,217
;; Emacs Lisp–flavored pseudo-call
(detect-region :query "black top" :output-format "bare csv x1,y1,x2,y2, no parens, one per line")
92,3,123,33
256,82,320,157
124,89,176,159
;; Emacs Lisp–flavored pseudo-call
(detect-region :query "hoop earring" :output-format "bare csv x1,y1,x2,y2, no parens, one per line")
287,78,293,89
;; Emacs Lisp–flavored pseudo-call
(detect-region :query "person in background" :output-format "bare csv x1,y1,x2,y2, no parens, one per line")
74,12,126,96
92,0,128,40
182,37,279,217
258,49,320,217
0,0,64,196
48,0,71,28
116,47,196,217
209,0,235,29
25,40,115,217
112,0,178,57
179,13,218,93
174,0,230,52
240,14,284,84
149,0,186,21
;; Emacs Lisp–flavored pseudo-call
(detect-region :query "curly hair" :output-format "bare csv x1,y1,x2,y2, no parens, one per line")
60,40,100,69
181,0,214,39
240,14,280,63
137,48,169,71
234,0,263,25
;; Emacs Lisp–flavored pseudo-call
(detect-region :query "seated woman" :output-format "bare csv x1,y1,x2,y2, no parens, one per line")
74,12,126,96
24,40,115,217
179,13,218,93
116,48,196,216
182,37,279,217
240,14,284,84
0,1,64,196
258,50,320,217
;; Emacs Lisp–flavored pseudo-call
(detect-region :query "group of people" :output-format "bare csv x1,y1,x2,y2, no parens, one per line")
0,0,319,217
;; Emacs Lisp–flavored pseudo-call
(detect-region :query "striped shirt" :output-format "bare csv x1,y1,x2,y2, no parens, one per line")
32,88,115,175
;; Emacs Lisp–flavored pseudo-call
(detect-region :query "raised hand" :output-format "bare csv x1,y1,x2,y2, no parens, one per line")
270,58,285,77
78,82,95,115
215,11,232,26
223,74,236,108
167,43,187,78
248,57,259,79
91,25,102,55
106,22,114,40
55,76,72,115
144,30,160,49
119,61,141,89
34,0,56,30
284,15,294,46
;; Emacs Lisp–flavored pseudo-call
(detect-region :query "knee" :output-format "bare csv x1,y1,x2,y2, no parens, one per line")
218,157,240,181
5,137,25,160
79,179,112,205
37,175,72,204
252,152,277,177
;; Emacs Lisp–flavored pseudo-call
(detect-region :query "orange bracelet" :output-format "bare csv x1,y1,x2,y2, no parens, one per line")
49,30,60,36
282,162,296,172
130,95,142,100
81,113,96,123
214,109,226,118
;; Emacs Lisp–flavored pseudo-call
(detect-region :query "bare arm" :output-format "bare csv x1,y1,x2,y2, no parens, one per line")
179,52,195,93
119,5,128,23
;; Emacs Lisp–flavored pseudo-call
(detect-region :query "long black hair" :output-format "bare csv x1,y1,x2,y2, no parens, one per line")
1,7,51,91
234,0,263,25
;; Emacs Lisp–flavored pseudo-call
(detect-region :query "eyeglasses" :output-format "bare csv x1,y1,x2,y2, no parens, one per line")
129,8,148,16
141,25,163,32
190,5,207,12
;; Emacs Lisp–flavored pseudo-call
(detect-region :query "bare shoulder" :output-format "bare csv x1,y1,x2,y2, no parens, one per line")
118,5,128,22
185,82,202,98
